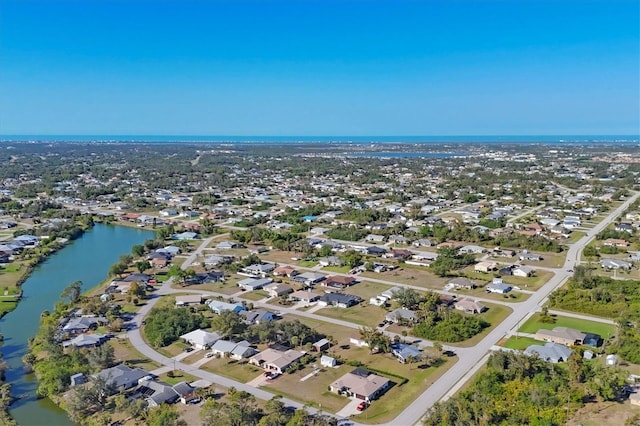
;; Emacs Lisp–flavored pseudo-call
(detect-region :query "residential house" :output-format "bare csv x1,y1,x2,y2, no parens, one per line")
264,283,293,298
210,339,257,359
448,277,476,290
173,231,197,240
180,329,222,350
318,293,361,308
207,300,245,314
318,256,344,267
243,263,275,277
365,246,387,256
62,334,108,349
322,276,357,289
289,290,321,303
390,343,421,363
135,379,180,407
389,249,413,260
513,265,535,277
519,252,543,261
534,327,602,347
615,223,633,233
273,265,298,277
293,272,327,286
62,317,106,336
237,277,273,291
216,241,240,250
240,309,277,325
249,347,305,374
603,238,630,248
524,342,573,363
96,364,149,393
329,368,391,402
600,259,631,270
175,295,204,306
385,308,417,324
475,261,498,273
459,245,486,254
486,279,512,294
454,298,487,314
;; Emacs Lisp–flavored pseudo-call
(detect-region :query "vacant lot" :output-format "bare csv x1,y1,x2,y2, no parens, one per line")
201,358,263,383
360,266,449,290
316,303,387,327
284,314,358,343
519,251,566,269
262,364,352,413
111,338,161,371
346,281,392,300
518,313,616,337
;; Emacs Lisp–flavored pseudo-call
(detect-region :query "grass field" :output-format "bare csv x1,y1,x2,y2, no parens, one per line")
262,364,352,413
346,281,392,300
158,370,199,385
237,290,268,301
111,338,161,371
518,313,616,337
201,358,263,383
316,303,386,327
500,336,540,350
450,303,514,348
283,314,358,343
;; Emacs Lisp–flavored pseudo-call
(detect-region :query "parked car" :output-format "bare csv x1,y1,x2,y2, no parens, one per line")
204,352,214,358
184,347,194,353
356,401,368,411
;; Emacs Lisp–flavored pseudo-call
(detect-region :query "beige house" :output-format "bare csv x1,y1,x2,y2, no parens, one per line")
454,298,487,314
249,348,304,374
330,368,390,402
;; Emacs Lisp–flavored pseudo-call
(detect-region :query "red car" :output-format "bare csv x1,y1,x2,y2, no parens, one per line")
356,401,368,411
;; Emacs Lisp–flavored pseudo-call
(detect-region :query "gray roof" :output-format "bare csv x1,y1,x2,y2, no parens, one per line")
524,342,573,363
96,364,149,389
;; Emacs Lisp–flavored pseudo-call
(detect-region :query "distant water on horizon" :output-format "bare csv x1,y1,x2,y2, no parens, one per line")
0,134,638,144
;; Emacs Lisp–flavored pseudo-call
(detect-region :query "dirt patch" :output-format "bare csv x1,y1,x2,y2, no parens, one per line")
567,401,640,426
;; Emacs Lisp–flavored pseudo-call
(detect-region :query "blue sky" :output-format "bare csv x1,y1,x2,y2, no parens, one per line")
0,0,638,136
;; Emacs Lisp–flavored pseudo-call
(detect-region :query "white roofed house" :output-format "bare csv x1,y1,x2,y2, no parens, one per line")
600,259,631,270
180,329,222,350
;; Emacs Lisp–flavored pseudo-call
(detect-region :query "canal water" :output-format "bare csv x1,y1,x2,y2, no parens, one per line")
0,223,155,425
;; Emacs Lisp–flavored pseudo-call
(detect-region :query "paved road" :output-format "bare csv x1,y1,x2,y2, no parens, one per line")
125,192,638,426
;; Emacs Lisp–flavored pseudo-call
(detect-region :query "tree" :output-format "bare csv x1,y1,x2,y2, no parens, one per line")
60,280,82,304
211,311,246,337
136,260,151,274
394,288,423,310
109,262,127,277
85,343,115,371
132,244,145,257
128,281,146,302
145,404,186,426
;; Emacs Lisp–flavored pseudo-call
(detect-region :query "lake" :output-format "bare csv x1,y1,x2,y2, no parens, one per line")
0,223,155,425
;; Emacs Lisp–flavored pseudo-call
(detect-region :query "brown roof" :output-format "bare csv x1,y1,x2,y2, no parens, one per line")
326,276,356,285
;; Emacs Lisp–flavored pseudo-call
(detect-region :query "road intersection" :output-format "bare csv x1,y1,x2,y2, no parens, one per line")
124,192,638,426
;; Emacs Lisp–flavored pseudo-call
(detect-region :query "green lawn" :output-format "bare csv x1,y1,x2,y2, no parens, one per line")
111,338,161,371
201,358,262,383
316,303,386,327
158,371,199,385
283,314,357,343
501,336,540,350
346,281,392,300
262,364,352,413
238,290,268,301
565,231,586,244
518,313,616,337
322,265,352,274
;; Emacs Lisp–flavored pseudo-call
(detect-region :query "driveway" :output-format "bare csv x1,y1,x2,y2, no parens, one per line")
335,397,362,418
